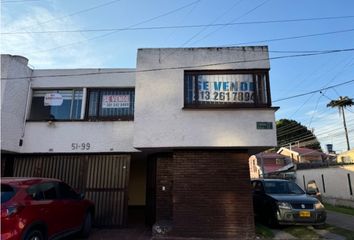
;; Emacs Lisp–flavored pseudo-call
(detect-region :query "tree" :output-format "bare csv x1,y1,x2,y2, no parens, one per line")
327,96,353,151
276,119,321,150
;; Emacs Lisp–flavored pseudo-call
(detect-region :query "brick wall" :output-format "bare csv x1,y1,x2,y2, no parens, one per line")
155,150,255,239
156,155,173,221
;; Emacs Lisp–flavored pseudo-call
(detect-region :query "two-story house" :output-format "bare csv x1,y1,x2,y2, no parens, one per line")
1,47,277,239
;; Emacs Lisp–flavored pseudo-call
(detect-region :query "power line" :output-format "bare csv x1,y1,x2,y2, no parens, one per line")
22,0,122,29
2,48,354,80
0,0,39,3
161,0,202,45
3,15,354,35
279,129,354,148
276,119,354,141
190,0,270,45
273,78,354,103
177,0,248,48
20,0,200,55
277,121,354,141
221,28,354,46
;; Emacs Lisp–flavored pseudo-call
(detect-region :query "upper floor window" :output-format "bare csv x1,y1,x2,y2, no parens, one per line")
29,89,82,120
87,88,135,121
184,70,271,108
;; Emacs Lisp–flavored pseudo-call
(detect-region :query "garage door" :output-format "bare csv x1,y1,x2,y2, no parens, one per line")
13,154,130,227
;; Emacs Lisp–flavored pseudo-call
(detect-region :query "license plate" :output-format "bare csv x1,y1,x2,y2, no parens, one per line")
299,211,311,217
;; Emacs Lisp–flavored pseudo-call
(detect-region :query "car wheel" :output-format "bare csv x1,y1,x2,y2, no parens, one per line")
79,212,92,238
24,229,44,240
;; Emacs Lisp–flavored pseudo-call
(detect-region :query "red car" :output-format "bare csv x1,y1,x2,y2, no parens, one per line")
1,177,94,240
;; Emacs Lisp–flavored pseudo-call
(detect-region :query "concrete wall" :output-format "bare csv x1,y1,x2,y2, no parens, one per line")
21,121,136,153
1,55,32,152
22,68,136,153
295,165,354,207
31,68,135,89
134,47,277,149
1,54,137,153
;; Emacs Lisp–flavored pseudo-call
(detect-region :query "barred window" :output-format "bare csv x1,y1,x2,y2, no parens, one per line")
184,70,270,108
87,88,134,120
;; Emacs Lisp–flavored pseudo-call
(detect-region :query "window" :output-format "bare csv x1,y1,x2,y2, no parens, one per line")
29,89,82,120
1,184,16,203
58,182,80,200
264,181,304,195
87,88,134,120
184,70,270,108
28,182,58,200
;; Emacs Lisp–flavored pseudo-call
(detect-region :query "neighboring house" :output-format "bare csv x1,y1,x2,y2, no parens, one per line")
277,147,324,164
249,152,291,179
1,47,277,240
337,149,354,163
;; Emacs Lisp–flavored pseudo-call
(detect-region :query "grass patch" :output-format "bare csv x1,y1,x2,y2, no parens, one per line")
324,203,354,216
283,226,321,239
325,224,354,240
255,223,274,239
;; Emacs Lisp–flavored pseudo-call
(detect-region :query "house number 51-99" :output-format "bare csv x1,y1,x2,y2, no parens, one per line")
71,143,90,150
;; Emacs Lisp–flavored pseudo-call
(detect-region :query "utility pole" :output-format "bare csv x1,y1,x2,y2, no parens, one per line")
340,105,350,151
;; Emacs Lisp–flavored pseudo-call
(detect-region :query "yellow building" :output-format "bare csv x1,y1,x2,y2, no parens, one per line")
337,149,354,163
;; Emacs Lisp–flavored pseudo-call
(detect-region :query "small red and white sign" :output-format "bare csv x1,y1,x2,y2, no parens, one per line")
44,93,63,106
102,95,130,108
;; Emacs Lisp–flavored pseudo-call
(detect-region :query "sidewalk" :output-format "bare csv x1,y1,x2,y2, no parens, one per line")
326,210,354,231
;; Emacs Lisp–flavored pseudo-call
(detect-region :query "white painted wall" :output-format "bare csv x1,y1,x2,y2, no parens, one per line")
295,165,354,206
1,55,32,152
1,54,137,153
21,122,137,153
31,68,135,88
21,69,137,153
133,47,277,148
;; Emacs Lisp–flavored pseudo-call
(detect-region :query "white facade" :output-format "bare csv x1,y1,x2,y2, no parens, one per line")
134,47,277,149
1,55,32,153
1,54,137,153
1,47,277,154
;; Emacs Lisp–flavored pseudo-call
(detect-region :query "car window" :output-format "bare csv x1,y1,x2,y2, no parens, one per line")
27,182,58,200
264,181,305,194
58,182,80,200
1,184,16,203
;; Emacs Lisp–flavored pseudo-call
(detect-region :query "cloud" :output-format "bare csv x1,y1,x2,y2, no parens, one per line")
1,6,103,68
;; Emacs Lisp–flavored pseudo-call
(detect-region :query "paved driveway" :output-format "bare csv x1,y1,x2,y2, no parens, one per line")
87,227,152,240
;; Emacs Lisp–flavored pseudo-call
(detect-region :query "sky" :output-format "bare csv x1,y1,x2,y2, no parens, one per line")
1,0,354,153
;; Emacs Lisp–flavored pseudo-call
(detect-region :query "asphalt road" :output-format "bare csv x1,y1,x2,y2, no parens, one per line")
326,210,354,231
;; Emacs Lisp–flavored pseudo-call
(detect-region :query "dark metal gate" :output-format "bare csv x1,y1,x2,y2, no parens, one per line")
12,154,130,227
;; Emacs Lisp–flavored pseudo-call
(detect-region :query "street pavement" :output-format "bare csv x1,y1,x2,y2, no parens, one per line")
312,228,346,240
271,229,296,239
326,210,354,231
75,211,354,240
